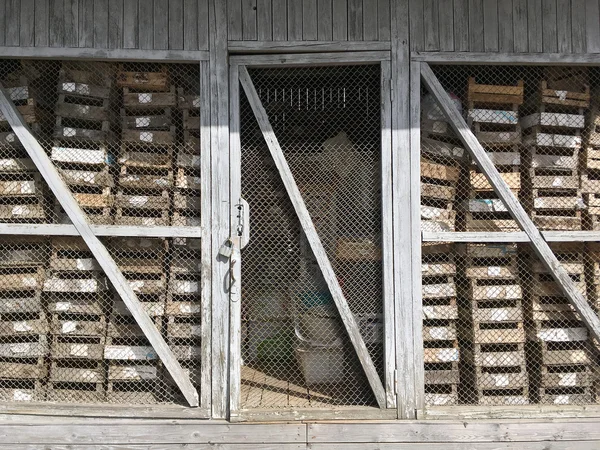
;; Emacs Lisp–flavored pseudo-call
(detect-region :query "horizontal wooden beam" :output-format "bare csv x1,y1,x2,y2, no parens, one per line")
0,46,210,62
411,52,600,65
422,231,600,242
230,51,390,66
420,62,600,346
229,41,391,53
0,224,202,238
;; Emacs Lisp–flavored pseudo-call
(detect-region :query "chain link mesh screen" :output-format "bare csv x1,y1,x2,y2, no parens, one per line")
239,65,383,408
422,65,600,407
0,60,202,405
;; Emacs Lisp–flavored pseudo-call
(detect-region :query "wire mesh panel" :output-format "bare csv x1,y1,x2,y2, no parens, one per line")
239,65,383,408
421,65,600,407
0,60,203,405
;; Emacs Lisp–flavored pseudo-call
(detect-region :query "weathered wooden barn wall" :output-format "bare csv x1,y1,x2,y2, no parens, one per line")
410,0,600,53
226,0,392,41
0,0,209,51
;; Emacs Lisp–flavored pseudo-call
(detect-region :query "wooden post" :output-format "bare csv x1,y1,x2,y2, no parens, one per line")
420,62,600,344
0,85,199,407
239,65,387,409
392,0,417,419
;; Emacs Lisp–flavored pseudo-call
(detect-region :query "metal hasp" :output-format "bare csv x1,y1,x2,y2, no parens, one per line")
0,84,200,407
238,65,387,408
420,63,600,344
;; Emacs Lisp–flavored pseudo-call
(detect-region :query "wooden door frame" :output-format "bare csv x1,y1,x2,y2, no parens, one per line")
228,52,400,420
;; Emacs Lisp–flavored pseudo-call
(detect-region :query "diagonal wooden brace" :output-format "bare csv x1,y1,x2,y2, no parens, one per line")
239,66,387,408
0,85,199,407
420,63,600,344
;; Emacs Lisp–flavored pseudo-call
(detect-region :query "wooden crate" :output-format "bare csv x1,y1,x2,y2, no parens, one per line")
121,108,173,131
539,80,590,109
122,86,177,109
467,77,524,106
116,66,169,92
115,190,170,226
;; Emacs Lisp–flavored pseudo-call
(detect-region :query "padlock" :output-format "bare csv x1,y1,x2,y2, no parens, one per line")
218,239,234,258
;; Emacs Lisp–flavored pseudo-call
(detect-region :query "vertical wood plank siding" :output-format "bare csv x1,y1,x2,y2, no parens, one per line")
1,0,600,50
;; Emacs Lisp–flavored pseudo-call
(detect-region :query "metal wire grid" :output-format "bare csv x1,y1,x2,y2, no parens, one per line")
422,65,600,406
239,65,382,408
0,60,202,405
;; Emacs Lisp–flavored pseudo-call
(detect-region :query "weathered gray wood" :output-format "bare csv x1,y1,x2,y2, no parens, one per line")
0,85,199,408
123,0,139,48
78,0,94,47
409,59,424,413
348,0,363,40
497,0,513,51
571,0,587,52
168,0,184,49
242,0,257,40
20,0,35,47
363,0,378,40
63,0,79,47
257,0,273,40
228,62,242,417
483,0,499,52
378,0,390,40
409,0,424,50
527,0,543,52
228,40,391,52
6,0,21,46
0,46,209,60
108,0,124,49
421,404,600,420
303,0,318,40
332,0,348,40
199,59,212,413
154,0,169,49
469,0,484,51
0,223,201,237
34,0,48,46
0,446,305,450
310,444,600,450
231,50,390,65
272,0,287,40
288,0,302,40
423,0,439,51
585,0,600,52
209,0,230,419
93,0,109,48
513,0,528,52
0,1,7,46
308,420,600,443
542,0,558,52
317,0,333,40
421,62,600,347
392,0,415,420
183,0,199,49
239,65,387,409
453,0,469,51
437,0,454,51
411,51,600,63
49,0,65,47
556,0,572,52
198,0,209,49
228,0,243,40
380,60,396,409
422,230,600,242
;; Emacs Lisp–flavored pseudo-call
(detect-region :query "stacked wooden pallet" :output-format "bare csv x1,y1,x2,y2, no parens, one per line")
52,64,115,225
522,77,589,231
420,153,461,232
105,237,168,403
174,90,201,226
524,243,593,404
116,66,174,226
44,237,108,402
0,72,47,223
0,236,48,402
421,243,459,406
460,243,529,405
580,87,600,230
166,237,202,390
464,77,523,232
